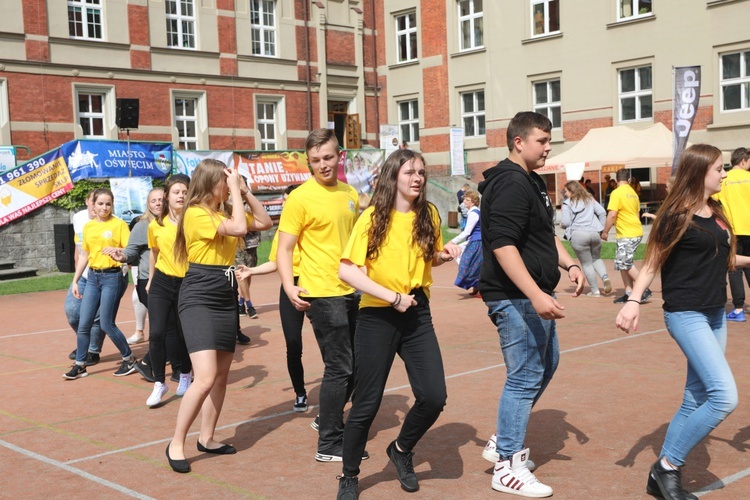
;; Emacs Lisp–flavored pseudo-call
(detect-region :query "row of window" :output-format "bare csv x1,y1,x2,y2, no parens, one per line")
75,87,280,151
396,48,750,141
67,0,277,56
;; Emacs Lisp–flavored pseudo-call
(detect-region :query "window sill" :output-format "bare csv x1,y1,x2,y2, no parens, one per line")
151,47,219,58
450,47,486,58
521,32,563,45
606,14,656,29
237,54,297,66
707,0,743,7
388,60,420,70
49,37,129,51
463,136,487,150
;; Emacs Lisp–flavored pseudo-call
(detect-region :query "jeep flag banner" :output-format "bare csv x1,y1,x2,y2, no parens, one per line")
0,149,74,227
672,66,701,173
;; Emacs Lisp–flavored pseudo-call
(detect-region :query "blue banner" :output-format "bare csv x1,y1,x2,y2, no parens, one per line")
60,140,173,181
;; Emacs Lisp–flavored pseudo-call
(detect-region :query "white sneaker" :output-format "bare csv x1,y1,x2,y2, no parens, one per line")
176,373,192,397
127,332,145,345
492,448,551,497
146,381,168,407
483,434,536,471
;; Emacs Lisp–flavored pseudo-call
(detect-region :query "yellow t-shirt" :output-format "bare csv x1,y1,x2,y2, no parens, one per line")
278,179,358,297
83,217,130,269
182,206,253,266
342,205,443,308
716,168,750,235
148,218,187,277
607,184,643,239
269,230,301,277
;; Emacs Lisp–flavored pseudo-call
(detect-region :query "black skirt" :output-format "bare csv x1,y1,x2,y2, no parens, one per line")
178,262,238,353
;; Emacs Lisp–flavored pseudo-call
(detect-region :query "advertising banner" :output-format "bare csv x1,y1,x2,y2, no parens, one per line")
450,127,466,176
109,177,154,225
234,151,311,191
379,124,400,158
0,149,74,227
342,149,385,194
173,150,234,177
0,146,16,175
672,66,701,173
61,140,173,181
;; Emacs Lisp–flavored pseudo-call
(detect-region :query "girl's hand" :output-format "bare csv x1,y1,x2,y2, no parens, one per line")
72,281,82,299
225,168,241,191
145,279,151,293
393,294,417,313
235,265,253,281
101,247,125,262
616,302,640,333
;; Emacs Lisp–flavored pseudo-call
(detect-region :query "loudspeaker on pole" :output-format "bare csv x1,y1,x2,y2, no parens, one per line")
116,98,140,129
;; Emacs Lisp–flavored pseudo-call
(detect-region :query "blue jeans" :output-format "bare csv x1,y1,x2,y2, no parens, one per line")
75,270,131,364
305,293,360,453
661,309,738,466
65,275,105,353
487,298,559,459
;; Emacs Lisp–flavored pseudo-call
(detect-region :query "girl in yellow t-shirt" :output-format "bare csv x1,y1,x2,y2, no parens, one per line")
335,149,460,497
166,159,271,473
64,188,135,380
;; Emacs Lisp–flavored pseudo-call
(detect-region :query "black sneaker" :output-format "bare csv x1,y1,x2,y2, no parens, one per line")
246,306,259,319
641,288,653,303
337,475,359,500
68,349,76,360
613,294,630,304
315,449,369,462
386,441,419,492
238,303,246,316
293,393,308,412
237,330,251,345
646,471,661,497
85,352,100,366
134,359,156,382
114,358,138,377
650,460,697,500
310,414,320,431
63,364,88,380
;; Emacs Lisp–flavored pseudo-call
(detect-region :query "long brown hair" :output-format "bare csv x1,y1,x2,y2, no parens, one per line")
645,144,735,270
366,149,438,261
174,159,231,264
564,180,593,206
156,175,190,226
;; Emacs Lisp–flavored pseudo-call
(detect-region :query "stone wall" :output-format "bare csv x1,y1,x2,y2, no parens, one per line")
0,204,72,272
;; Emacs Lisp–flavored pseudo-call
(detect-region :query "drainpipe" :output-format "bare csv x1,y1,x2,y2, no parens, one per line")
370,0,379,144
304,0,312,131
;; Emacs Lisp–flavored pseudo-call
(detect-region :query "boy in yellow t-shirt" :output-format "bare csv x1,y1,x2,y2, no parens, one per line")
601,168,652,304
277,129,360,462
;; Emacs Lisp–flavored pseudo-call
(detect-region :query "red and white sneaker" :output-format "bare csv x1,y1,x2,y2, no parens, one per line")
491,448,551,497
483,434,536,471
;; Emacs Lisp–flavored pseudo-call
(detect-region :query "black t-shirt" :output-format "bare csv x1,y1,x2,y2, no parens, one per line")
661,214,730,312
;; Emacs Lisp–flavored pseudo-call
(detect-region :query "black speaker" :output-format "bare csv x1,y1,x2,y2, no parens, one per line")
116,98,139,129
54,224,75,273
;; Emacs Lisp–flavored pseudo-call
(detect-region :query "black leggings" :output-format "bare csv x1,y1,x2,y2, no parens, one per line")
147,269,192,383
729,235,750,308
280,279,306,395
342,290,447,477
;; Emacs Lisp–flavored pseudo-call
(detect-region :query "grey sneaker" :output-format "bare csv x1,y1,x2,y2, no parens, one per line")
387,441,419,492
113,358,138,377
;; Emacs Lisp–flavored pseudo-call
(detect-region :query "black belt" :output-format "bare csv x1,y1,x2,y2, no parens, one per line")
90,267,122,273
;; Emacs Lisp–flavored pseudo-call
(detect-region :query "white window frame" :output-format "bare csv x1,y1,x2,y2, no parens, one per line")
617,0,653,21
458,0,483,51
720,49,750,113
461,90,486,137
618,65,652,122
68,0,103,41
533,79,562,129
166,0,196,49
398,99,420,144
172,92,207,150
531,0,560,37
74,85,114,139
395,11,418,63
251,0,277,57
256,101,277,150
0,79,10,145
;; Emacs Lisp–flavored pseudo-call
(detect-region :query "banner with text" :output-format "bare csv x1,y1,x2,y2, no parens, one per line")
0,149,74,227
672,66,701,173
173,150,235,177
61,140,173,181
234,151,312,191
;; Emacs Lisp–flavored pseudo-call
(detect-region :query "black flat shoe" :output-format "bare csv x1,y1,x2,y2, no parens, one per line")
166,443,190,473
650,460,697,500
197,440,237,455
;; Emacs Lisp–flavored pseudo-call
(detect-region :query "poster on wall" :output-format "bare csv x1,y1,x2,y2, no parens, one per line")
233,151,312,191
379,124,400,159
173,150,234,177
109,177,154,225
341,149,385,194
61,140,173,181
0,149,74,227
450,127,466,176
0,146,16,175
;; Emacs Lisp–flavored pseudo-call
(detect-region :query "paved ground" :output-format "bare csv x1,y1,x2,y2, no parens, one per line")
1,260,749,499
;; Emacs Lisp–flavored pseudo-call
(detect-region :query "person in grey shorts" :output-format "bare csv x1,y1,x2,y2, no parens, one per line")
560,180,612,296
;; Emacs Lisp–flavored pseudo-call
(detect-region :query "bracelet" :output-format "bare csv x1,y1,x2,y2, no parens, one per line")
390,292,401,307
566,264,581,272
626,299,641,304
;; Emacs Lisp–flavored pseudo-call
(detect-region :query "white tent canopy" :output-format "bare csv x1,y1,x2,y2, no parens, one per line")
539,122,676,173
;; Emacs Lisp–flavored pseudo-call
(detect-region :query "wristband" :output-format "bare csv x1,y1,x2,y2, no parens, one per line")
626,299,641,304
390,292,402,307
566,264,581,272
